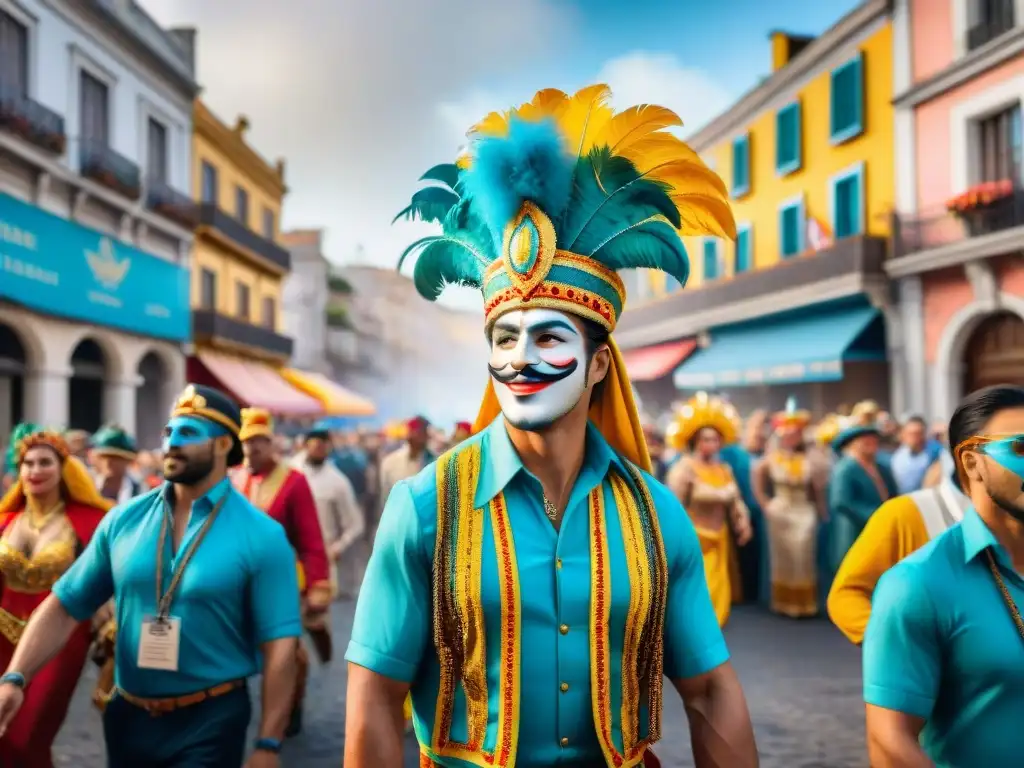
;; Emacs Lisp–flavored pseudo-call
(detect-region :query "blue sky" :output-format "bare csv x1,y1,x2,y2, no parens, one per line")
142,0,864,309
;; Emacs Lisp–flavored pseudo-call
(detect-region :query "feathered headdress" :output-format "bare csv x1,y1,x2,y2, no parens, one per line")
395,84,735,330
4,422,39,476
665,392,740,451
772,397,812,432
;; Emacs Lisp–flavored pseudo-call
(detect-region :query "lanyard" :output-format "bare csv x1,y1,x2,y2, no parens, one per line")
154,493,227,619
985,548,1024,642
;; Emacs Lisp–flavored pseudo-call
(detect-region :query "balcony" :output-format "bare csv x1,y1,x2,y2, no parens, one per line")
145,180,198,229
893,185,1024,258
0,84,66,155
197,204,291,272
191,309,293,358
616,236,888,347
967,1,1016,51
80,138,141,200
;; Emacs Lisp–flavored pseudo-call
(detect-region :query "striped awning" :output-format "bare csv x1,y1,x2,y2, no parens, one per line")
280,369,376,417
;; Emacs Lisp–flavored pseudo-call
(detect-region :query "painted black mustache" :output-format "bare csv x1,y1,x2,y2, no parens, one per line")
488,359,578,385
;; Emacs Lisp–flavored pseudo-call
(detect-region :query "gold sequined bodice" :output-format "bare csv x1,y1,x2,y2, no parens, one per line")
0,516,77,594
767,451,812,504
688,461,739,509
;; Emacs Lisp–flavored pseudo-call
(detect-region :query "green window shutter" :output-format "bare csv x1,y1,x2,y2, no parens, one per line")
702,239,718,280
834,170,863,239
780,204,801,258
735,228,751,273
830,52,864,144
732,135,750,197
775,102,801,175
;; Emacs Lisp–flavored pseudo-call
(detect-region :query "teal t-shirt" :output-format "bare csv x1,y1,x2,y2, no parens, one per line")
863,507,1024,766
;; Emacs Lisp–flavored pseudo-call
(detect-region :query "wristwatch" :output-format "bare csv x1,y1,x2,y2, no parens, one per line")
0,672,25,689
253,737,282,754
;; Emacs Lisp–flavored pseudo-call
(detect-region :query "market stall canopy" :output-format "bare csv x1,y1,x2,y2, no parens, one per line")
620,339,697,382
190,351,322,415
280,369,376,417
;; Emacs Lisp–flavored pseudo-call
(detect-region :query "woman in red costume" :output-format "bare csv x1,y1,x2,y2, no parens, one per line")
0,429,112,767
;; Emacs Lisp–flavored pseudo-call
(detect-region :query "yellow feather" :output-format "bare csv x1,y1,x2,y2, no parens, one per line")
643,159,729,199
528,88,569,113
620,134,704,170
593,104,683,154
555,84,614,157
470,109,511,138
672,193,738,240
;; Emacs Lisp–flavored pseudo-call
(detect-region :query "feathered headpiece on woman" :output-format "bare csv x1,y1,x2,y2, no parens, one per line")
395,85,735,467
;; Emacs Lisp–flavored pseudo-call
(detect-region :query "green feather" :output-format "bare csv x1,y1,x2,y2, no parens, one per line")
419,164,461,191
392,186,460,225
561,148,680,256
410,237,488,299
591,216,689,287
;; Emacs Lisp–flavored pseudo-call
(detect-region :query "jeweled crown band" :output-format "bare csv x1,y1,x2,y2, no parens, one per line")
170,406,240,436
483,250,626,331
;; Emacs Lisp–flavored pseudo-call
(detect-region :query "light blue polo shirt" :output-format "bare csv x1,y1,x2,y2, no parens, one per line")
863,506,1024,766
346,418,728,767
53,478,302,697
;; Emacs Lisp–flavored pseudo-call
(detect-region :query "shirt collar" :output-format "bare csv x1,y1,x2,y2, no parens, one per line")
161,476,231,515
473,418,625,509
961,505,1001,563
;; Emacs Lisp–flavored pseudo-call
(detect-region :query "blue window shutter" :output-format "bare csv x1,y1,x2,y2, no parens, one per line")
834,171,862,239
775,103,801,175
703,239,718,280
732,135,750,197
780,205,801,258
735,228,751,273
830,52,864,144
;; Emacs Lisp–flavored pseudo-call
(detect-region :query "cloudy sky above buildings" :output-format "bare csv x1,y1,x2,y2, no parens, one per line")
142,0,859,310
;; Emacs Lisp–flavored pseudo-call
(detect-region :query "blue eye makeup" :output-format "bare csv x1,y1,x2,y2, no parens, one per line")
162,416,229,451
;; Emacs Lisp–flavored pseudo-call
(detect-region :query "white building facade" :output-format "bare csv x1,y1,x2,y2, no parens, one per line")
281,229,330,374
0,0,197,447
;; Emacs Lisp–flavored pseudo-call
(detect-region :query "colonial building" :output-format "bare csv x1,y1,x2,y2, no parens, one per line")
617,0,896,417
0,0,195,445
890,0,1024,419
185,101,321,416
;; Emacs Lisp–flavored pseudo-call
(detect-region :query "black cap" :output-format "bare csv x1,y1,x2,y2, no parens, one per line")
170,384,244,467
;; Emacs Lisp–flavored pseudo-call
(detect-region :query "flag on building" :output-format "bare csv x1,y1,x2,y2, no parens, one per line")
807,215,833,251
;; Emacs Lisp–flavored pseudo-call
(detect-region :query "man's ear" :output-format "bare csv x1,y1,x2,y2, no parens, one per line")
213,434,233,460
962,449,984,483
589,345,611,387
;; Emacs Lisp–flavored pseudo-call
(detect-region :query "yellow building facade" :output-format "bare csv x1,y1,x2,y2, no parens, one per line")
618,0,897,417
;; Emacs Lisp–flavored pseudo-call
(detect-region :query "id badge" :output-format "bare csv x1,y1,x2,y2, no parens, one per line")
137,615,182,672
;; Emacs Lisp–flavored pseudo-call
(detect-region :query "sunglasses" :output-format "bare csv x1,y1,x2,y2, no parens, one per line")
954,434,1024,482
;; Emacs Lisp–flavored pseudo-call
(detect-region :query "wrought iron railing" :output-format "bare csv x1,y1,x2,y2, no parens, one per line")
197,203,291,271
192,309,294,358
0,83,66,154
892,186,1024,258
145,180,198,228
79,138,141,199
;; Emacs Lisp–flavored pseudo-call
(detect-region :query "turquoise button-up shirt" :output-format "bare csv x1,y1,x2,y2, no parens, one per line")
53,478,302,697
863,506,1024,766
347,418,728,767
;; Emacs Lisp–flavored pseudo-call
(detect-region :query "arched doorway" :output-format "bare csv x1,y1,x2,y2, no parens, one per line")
963,311,1024,394
0,323,26,440
69,339,107,432
136,351,167,450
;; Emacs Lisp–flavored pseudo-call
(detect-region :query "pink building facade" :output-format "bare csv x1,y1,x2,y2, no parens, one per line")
891,0,1024,418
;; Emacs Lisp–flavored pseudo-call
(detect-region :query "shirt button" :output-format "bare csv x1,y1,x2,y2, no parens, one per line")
555,558,562,569
560,682,569,692
559,624,569,635
560,737,569,747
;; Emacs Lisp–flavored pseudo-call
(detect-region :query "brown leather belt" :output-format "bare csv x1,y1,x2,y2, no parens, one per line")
117,679,245,716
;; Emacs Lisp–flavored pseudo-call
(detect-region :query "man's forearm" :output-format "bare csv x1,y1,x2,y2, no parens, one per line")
7,595,80,682
868,735,934,767
258,637,299,740
683,674,758,768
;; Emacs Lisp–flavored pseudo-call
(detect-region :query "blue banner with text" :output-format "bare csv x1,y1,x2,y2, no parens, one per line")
0,192,190,342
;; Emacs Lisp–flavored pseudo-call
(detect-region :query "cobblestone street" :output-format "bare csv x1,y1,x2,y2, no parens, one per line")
54,603,866,767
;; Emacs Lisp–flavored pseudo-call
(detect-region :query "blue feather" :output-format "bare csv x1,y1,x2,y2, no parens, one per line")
461,117,574,250
591,217,689,287
410,238,487,299
392,186,460,225
419,163,461,191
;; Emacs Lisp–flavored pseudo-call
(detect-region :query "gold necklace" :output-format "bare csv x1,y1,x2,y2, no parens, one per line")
542,494,558,523
985,549,1024,641
26,501,65,533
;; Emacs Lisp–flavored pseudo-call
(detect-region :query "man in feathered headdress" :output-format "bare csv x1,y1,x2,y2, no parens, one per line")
344,86,757,768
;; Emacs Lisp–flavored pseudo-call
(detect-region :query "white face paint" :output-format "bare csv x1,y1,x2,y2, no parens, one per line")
488,308,589,431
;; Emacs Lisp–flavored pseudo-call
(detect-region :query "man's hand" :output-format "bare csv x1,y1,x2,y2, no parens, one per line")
244,750,280,768
0,683,25,738
329,540,345,561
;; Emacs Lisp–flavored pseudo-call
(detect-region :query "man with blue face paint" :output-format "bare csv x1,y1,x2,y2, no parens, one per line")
863,384,1024,767
0,384,302,768
345,86,757,768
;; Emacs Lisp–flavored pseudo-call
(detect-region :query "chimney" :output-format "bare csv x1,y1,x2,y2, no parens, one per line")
234,115,250,136
275,158,286,180
169,27,197,73
769,31,816,72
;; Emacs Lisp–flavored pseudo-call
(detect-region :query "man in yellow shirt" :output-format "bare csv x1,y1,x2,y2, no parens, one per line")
827,467,968,644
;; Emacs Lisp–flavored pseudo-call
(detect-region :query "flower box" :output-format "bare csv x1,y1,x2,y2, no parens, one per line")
946,180,1016,236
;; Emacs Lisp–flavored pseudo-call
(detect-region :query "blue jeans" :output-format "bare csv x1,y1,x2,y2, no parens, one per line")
103,685,251,768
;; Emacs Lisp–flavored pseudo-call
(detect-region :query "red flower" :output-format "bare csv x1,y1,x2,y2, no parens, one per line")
946,179,1014,213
